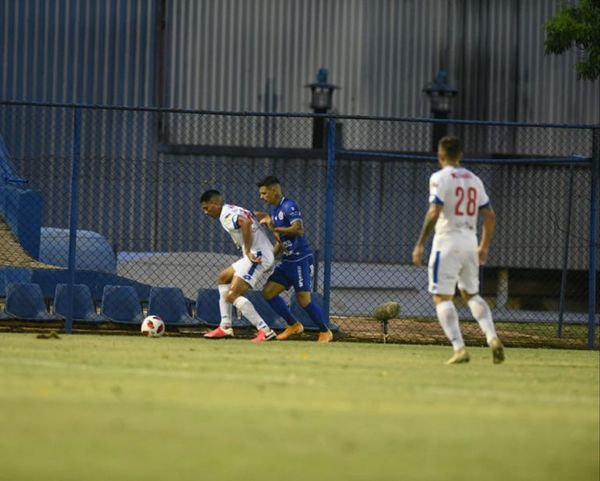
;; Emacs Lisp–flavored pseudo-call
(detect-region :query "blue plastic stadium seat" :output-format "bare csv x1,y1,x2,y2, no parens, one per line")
101,285,143,325
2,282,62,321
290,292,339,332
147,287,201,326
30,269,152,303
53,283,106,324
0,267,33,296
244,290,287,330
194,288,251,328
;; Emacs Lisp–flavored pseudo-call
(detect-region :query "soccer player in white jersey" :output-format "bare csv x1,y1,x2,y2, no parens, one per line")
200,190,277,342
412,136,505,364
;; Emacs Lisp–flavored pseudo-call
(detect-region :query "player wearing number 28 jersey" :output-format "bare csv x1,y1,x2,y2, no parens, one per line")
412,136,504,365
428,164,490,293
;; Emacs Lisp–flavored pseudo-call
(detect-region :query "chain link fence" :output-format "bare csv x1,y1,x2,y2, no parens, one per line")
0,101,597,348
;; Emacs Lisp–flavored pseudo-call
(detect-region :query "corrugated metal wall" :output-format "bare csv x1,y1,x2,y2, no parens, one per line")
0,0,157,105
164,0,599,123
1,0,597,121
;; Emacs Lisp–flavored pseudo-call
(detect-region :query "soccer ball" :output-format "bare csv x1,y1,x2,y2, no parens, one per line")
141,315,165,337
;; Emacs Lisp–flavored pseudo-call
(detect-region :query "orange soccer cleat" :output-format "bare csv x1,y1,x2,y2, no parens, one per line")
317,330,333,343
276,322,305,340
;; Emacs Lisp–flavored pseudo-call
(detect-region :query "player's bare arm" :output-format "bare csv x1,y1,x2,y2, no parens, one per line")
258,214,274,231
255,214,283,254
254,211,270,222
274,219,304,237
478,206,496,265
238,216,262,263
272,241,283,256
412,203,442,266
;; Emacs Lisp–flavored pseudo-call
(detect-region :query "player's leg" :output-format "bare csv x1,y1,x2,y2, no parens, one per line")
296,291,332,342
460,289,496,343
458,254,505,364
262,266,301,328
459,289,504,363
294,256,331,342
227,257,276,342
433,294,468,364
204,266,235,339
265,285,305,341
217,267,235,328
262,264,304,340
429,249,467,363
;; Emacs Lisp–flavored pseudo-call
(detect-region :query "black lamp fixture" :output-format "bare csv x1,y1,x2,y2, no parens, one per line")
423,69,458,150
305,68,339,148
423,69,457,115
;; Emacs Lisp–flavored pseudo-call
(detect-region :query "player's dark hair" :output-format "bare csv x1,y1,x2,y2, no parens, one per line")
257,176,281,188
438,136,463,160
200,189,222,203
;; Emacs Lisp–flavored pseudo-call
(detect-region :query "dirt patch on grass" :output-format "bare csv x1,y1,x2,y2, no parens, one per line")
331,316,595,349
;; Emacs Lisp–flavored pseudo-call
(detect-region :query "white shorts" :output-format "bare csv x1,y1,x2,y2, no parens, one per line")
232,252,274,288
428,248,479,295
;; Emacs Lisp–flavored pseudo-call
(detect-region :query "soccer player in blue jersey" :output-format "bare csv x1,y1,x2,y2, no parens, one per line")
256,176,333,342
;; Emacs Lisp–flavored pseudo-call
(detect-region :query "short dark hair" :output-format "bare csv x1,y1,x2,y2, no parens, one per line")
438,136,463,160
257,176,280,188
200,189,222,203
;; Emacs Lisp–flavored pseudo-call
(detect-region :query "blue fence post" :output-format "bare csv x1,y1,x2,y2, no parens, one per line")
588,129,599,349
557,160,575,337
322,118,336,322
65,108,82,334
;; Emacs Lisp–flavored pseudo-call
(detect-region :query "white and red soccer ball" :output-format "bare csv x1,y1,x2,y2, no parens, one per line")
141,315,165,337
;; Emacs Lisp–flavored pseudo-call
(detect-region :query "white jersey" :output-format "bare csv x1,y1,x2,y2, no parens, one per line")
219,204,273,257
429,166,490,250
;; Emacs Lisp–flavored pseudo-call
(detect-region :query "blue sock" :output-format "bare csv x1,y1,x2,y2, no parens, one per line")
267,296,297,326
303,300,328,332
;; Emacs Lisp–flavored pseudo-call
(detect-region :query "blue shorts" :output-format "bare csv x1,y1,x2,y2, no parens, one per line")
267,255,314,292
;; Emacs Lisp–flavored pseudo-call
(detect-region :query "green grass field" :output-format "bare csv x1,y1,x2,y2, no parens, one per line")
0,333,598,481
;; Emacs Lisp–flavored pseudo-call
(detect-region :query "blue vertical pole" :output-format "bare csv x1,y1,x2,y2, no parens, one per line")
65,108,82,334
588,130,599,349
322,118,336,321
557,161,575,337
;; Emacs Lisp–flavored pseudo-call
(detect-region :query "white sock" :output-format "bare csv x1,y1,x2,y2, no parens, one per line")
233,296,269,331
468,295,497,344
218,284,233,329
436,301,465,351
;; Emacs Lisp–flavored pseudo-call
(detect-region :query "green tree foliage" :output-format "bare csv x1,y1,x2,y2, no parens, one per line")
544,0,600,80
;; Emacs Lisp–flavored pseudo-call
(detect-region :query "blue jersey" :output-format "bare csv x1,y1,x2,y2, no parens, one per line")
269,197,312,261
